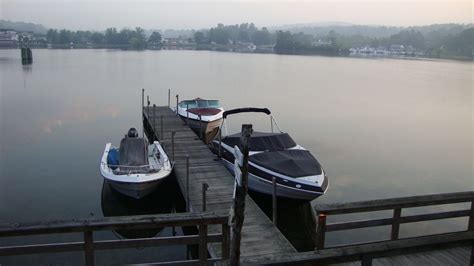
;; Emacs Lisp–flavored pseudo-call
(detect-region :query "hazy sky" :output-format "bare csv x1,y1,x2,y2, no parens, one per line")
1,0,472,30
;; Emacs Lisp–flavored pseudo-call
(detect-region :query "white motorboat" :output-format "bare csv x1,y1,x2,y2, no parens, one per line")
176,98,224,143
100,128,173,199
210,108,328,201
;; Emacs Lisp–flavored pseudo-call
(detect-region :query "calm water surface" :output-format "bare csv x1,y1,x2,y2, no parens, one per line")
0,49,472,263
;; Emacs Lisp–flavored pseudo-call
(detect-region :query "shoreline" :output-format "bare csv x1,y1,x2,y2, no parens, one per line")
1,45,472,62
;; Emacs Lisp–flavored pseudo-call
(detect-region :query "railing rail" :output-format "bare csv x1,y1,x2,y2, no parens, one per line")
313,191,474,265
314,191,474,250
0,211,231,266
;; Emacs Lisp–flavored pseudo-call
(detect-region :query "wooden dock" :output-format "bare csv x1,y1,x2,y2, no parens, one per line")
143,106,296,259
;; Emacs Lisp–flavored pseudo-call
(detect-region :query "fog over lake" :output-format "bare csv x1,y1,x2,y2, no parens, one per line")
0,49,472,263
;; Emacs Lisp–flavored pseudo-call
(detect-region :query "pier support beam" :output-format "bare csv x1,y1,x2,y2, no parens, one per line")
230,124,252,266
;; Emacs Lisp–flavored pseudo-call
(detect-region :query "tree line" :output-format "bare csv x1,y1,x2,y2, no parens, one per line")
46,27,162,49
44,23,472,58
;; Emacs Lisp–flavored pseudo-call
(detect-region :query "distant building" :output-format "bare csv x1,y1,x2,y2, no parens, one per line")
390,44,405,54
0,29,19,47
311,39,332,47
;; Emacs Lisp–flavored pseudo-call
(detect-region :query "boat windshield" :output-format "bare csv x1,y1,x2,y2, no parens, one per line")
197,100,208,107
180,99,221,109
207,100,220,108
179,100,197,108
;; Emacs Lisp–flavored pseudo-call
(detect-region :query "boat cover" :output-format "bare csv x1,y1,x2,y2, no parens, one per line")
223,131,296,151
119,138,148,167
250,150,322,177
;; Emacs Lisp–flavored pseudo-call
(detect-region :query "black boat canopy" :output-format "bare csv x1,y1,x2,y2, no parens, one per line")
119,137,148,167
250,150,322,177
223,131,296,151
223,108,270,119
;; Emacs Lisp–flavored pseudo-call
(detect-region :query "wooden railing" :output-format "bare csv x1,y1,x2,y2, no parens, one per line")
243,191,474,265
314,191,474,250
0,211,230,266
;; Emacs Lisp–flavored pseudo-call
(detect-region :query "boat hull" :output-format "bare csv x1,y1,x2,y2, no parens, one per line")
108,179,163,199
220,158,325,201
179,115,222,143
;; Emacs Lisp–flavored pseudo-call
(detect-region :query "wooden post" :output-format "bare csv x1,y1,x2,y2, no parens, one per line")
84,231,94,266
171,131,176,162
186,103,190,123
222,223,230,262
230,124,252,266
272,176,277,226
468,200,474,231
160,115,163,141
199,115,203,140
316,213,327,250
199,224,208,265
141,88,145,140
168,89,170,108
186,155,190,212
176,95,179,115
147,97,150,122
202,183,209,212
391,208,401,240
218,129,222,159
153,104,156,141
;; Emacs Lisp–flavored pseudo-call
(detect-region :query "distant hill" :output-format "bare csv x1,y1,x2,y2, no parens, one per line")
270,23,473,39
0,20,48,34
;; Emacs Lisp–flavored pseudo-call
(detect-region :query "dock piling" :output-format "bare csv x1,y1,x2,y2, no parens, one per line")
230,124,253,266
168,89,170,108
171,131,176,162
176,95,179,115
186,155,190,212
160,115,163,141
316,214,327,250
218,129,222,159
186,103,189,125
84,231,94,266
202,183,209,212
199,115,203,140
141,89,145,139
272,177,277,226
153,104,156,140
21,47,33,65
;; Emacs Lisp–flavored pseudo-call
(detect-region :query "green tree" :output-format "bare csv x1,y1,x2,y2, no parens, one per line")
148,31,162,44
193,31,206,44
251,27,273,45
46,29,58,43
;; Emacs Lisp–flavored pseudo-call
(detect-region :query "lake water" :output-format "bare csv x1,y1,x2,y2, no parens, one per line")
0,49,472,264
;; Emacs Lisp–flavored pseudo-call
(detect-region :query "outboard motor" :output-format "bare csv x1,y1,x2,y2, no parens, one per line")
127,127,138,138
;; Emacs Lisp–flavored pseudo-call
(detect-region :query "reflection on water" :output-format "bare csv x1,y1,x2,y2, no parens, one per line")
101,177,177,239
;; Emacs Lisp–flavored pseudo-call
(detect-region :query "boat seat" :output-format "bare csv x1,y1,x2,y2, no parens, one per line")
119,137,149,168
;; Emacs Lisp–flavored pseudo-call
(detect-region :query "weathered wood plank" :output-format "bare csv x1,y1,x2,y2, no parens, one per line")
0,212,227,237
